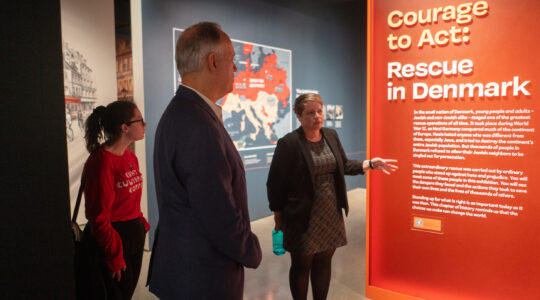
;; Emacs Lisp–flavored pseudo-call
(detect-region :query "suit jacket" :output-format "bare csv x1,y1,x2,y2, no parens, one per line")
267,127,364,233
148,85,262,300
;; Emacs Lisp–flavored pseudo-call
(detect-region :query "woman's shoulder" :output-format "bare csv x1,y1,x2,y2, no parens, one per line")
280,128,302,142
275,131,298,150
322,127,339,140
83,147,113,177
322,127,337,135
123,148,136,158
123,149,139,164
85,147,107,163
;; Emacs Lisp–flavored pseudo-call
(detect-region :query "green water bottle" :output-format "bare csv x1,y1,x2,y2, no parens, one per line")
272,229,285,256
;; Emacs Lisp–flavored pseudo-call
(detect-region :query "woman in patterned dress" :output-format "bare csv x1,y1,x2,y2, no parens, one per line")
267,93,397,300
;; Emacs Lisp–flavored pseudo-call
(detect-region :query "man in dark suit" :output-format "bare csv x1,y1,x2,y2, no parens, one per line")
148,22,262,299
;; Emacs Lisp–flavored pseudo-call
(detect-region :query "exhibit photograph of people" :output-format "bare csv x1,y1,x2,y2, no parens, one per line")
4,0,539,299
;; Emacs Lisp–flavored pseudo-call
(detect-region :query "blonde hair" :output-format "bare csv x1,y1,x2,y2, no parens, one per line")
294,93,323,115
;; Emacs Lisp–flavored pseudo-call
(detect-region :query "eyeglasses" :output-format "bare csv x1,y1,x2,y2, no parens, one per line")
126,118,145,126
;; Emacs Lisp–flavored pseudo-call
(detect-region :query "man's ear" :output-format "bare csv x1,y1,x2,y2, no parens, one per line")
207,52,217,72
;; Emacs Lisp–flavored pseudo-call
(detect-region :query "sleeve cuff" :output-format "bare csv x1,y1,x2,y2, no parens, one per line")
106,257,126,273
139,216,150,232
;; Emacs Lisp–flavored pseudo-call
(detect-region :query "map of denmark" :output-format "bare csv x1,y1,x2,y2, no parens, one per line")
222,40,292,150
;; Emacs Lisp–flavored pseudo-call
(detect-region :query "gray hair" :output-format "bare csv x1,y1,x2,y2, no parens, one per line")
294,93,323,115
175,22,224,76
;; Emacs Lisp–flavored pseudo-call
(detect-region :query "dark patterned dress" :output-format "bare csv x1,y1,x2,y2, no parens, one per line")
283,138,348,255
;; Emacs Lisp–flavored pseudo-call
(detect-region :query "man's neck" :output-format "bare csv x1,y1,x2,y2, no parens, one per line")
182,75,219,103
182,76,224,123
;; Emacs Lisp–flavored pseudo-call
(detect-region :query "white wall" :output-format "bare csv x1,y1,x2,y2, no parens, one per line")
61,0,118,223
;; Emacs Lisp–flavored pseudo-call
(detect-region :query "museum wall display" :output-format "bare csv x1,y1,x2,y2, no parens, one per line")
367,0,540,298
135,0,367,244
60,0,119,224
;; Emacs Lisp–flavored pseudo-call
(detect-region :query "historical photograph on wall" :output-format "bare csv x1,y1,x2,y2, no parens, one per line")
62,42,98,210
173,28,292,169
61,0,117,224
63,42,97,144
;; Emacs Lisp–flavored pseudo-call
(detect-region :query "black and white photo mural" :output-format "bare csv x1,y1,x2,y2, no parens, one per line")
60,0,118,224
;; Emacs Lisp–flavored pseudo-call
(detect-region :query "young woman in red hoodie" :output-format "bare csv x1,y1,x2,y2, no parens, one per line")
81,100,149,299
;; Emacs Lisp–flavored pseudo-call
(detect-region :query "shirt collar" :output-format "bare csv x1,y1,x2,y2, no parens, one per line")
182,84,223,123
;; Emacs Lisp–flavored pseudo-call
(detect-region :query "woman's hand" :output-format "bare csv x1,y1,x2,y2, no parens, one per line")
366,158,398,174
274,211,282,231
111,265,127,282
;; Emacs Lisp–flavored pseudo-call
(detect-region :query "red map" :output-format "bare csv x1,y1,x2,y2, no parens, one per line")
224,53,290,108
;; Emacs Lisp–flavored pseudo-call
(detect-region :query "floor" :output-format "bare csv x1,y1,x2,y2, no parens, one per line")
133,188,369,300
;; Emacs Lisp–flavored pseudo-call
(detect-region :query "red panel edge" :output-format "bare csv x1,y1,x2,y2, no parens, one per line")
366,0,373,295
366,285,424,300
365,1,421,299
365,0,373,293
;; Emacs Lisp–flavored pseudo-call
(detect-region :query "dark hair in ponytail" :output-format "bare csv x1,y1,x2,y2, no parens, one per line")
84,100,137,153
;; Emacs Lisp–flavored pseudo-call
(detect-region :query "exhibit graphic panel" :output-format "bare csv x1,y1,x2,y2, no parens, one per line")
61,0,118,224
173,29,292,169
367,0,540,299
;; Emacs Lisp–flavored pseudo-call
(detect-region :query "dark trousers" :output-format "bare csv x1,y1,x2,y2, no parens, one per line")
79,218,146,300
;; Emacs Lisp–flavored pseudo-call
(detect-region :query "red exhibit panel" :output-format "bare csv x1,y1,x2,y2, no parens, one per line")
366,0,540,299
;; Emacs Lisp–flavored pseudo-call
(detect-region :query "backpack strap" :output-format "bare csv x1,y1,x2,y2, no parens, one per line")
71,177,85,224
